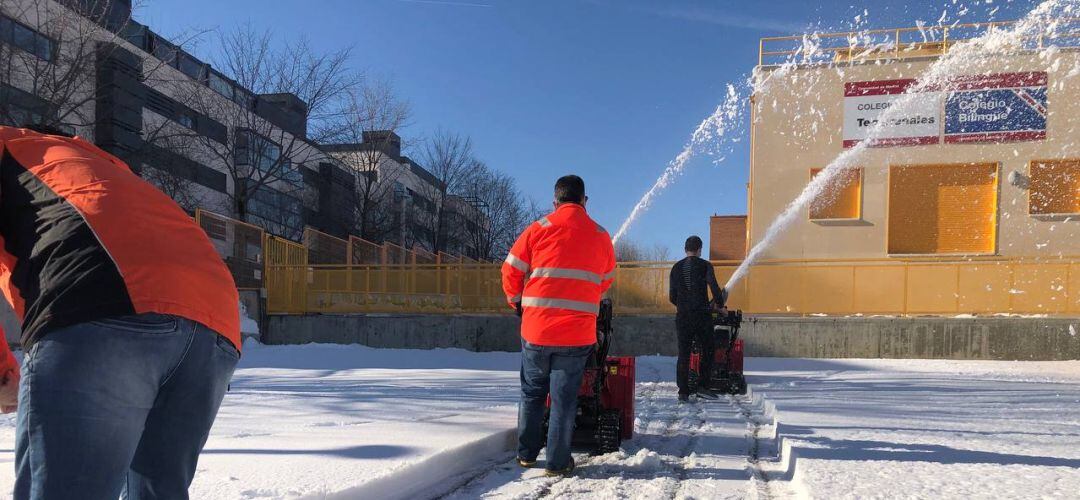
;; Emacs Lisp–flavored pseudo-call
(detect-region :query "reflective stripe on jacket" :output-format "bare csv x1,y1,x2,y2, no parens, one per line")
501,203,616,346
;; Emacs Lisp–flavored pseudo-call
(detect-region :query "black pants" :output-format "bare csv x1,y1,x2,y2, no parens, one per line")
676,311,714,395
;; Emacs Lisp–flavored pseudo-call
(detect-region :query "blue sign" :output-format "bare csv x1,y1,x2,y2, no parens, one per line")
943,72,1048,144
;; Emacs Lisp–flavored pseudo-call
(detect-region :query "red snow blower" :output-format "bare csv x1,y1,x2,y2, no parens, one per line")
689,309,747,395
544,298,635,454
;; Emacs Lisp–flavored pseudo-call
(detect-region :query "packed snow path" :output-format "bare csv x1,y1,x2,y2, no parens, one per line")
442,362,767,500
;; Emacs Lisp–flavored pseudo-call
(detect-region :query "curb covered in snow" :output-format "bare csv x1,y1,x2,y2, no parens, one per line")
316,428,517,500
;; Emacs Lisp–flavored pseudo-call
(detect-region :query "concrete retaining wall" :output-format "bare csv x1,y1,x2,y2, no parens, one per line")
740,316,1080,360
264,314,1080,361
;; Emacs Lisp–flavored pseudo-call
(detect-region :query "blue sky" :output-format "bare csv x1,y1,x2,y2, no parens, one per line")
138,0,1034,258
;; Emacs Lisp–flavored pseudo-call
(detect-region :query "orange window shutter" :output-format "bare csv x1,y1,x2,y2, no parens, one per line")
810,168,862,220
889,164,998,255
1030,160,1080,215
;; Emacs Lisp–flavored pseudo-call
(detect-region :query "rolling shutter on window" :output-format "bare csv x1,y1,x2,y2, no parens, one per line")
888,164,998,255
809,168,862,220
1030,160,1080,216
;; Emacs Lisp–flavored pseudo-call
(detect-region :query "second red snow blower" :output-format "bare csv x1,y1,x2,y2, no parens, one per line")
544,298,636,454
688,308,747,395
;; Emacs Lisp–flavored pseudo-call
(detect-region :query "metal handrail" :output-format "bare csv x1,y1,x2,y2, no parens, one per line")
759,18,1080,66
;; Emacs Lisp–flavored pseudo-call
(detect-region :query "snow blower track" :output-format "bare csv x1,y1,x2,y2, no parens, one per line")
439,364,754,500
729,390,778,500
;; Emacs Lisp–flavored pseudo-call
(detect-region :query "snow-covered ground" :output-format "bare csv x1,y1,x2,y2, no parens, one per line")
0,343,1076,499
749,358,1080,499
0,342,525,500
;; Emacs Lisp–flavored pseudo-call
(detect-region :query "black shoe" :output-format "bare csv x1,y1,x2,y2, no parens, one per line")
516,457,537,468
696,388,720,400
678,393,690,403
545,457,576,477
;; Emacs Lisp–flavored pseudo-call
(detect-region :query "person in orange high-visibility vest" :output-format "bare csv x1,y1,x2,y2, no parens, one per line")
0,125,239,500
502,174,616,477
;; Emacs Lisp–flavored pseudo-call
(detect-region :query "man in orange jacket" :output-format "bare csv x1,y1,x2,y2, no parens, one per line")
0,125,240,500
502,175,616,476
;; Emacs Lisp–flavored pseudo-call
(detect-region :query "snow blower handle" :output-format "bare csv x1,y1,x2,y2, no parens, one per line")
595,298,613,363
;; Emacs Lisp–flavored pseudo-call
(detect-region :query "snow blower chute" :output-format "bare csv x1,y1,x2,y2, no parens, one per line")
544,298,635,454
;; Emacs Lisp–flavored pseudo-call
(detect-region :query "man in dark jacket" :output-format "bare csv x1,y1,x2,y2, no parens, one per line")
669,235,724,402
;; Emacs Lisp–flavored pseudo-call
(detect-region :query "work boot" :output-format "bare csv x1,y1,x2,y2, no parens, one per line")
516,457,537,468
678,393,690,403
544,457,576,477
696,387,720,400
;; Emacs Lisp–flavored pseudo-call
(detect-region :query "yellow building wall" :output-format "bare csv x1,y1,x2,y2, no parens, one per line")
749,51,1080,262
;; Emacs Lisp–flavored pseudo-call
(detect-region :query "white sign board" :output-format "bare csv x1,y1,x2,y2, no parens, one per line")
843,79,942,148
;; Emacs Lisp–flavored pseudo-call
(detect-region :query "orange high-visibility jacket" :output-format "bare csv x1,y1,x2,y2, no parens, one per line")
0,127,240,360
502,203,616,347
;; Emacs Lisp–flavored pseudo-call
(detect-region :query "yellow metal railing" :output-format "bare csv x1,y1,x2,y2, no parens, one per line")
758,19,1080,66
195,209,265,289
265,257,1080,316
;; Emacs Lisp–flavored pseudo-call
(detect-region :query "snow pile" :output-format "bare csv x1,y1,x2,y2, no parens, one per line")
239,300,259,335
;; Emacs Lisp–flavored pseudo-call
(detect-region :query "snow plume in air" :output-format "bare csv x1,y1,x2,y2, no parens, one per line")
612,84,744,244
726,0,1080,290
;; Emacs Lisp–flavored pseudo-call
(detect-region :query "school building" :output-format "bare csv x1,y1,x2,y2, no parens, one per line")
714,21,1080,316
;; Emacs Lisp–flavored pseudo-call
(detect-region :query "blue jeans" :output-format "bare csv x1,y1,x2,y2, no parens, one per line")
14,314,239,500
517,340,591,471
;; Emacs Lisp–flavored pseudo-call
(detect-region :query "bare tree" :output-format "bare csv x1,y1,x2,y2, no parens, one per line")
460,161,529,261
417,130,475,253
0,0,203,133
615,239,670,262
0,0,123,130
0,0,214,209
165,25,360,231
327,78,411,243
136,133,204,212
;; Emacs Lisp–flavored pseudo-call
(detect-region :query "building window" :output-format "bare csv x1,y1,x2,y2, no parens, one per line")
150,35,176,65
809,167,862,220
0,15,56,61
1029,160,1080,216
236,130,303,186
248,187,303,240
888,163,999,255
175,110,196,130
121,23,148,50
1,84,48,127
208,71,234,100
237,130,282,172
233,88,255,111
177,52,205,81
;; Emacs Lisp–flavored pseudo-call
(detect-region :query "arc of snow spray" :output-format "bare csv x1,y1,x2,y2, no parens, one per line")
611,84,743,244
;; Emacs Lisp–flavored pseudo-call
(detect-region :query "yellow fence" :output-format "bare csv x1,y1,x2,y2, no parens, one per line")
265,257,1080,316
195,209,264,289
266,263,504,314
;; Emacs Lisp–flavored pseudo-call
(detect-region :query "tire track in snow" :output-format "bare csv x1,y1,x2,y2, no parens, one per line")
438,363,748,499
730,392,773,500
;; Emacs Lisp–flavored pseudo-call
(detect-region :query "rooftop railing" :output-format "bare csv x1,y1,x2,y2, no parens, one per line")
759,19,1080,66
